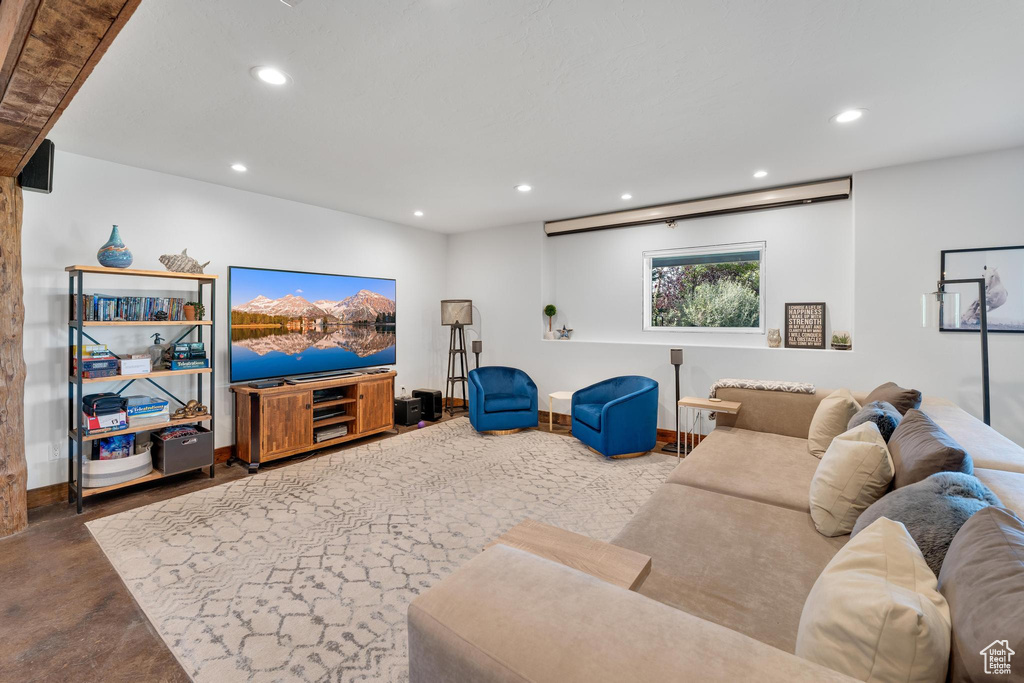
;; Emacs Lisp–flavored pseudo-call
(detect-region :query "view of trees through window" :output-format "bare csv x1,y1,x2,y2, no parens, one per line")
648,245,763,329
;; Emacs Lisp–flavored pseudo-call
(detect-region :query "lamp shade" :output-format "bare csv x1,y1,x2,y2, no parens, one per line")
441,299,473,326
921,290,960,328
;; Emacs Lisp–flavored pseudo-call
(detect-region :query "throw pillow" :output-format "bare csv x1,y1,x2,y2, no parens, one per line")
852,472,1001,576
807,389,860,459
848,400,902,442
809,422,894,537
889,409,973,488
796,517,951,683
938,506,1024,683
864,381,922,415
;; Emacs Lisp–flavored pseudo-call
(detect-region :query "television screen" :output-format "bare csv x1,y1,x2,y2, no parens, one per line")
228,266,396,383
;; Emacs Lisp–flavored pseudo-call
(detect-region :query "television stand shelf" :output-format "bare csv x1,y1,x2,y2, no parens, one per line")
230,371,396,473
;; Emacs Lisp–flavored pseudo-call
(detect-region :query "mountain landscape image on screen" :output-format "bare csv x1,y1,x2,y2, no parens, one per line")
229,268,397,381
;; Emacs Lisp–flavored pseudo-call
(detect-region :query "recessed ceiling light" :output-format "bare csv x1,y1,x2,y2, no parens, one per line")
753,170,768,178
414,210,424,217
251,66,289,85
832,108,865,124
515,184,532,193
621,193,633,200
231,163,247,172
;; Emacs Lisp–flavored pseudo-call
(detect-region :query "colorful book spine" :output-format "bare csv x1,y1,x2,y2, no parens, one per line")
170,359,210,370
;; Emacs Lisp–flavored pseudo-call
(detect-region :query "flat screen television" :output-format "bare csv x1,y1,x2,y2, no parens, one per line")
228,266,396,383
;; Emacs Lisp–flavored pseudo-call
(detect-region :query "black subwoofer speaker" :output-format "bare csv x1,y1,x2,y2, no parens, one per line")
394,397,422,426
413,389,443,421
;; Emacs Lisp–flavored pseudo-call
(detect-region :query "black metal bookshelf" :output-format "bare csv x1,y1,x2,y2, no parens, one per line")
65,265,217,513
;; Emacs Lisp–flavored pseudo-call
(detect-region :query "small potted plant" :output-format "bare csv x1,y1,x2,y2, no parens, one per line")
830,331,852,350
184,301,205,321
543,304,557,339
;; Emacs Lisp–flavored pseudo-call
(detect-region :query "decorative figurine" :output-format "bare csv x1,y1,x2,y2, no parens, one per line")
97,225,133,268
557,324,574,340
767,328,782,348
172,400,209,420
159,249,210,274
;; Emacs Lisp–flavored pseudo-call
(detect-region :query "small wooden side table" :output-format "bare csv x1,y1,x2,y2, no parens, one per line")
485,519,652,591
548,390,574,432
676,396,741,458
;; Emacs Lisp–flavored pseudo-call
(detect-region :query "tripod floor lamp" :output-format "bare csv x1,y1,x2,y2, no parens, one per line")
441,299,472,416
922,277,990,425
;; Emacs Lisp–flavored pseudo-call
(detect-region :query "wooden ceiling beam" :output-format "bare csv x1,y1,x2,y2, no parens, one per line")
0,0,141,177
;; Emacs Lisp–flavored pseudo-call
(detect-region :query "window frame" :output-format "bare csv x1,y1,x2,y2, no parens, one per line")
642,241,767,334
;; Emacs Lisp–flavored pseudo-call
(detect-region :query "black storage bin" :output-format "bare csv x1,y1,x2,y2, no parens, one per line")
151,426,214,475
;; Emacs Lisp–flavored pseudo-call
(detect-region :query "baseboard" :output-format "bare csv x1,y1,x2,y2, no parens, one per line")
215,445,234,464
27,482,67,510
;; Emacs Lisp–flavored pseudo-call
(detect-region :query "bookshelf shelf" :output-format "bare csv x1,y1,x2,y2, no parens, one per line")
67,265,217,513
69,320,213,327
70,368,212,384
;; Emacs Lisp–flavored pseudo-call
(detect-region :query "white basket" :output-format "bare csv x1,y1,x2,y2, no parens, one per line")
82,451,153,488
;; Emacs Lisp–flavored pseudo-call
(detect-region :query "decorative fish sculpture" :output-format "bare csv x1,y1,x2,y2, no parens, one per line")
159,249,210,274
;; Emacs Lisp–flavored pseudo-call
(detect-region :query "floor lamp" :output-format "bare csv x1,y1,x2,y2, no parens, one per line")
923,278,990,425
661,348,684,453
441,299,472,416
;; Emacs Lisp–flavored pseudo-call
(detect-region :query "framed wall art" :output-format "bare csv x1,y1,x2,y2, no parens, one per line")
785,302,825,349
940,245,1024,333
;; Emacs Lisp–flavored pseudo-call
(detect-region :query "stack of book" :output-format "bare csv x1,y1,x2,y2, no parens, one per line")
71,344,119,379
71,294,188,322
126,395,170,428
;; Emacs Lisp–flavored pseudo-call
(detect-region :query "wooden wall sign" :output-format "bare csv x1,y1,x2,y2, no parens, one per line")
785,302,826,349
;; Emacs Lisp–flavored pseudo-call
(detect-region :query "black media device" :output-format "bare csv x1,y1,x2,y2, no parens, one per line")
412,389,442,421
394,397,422,426
248,379,285,389
19,139,54,194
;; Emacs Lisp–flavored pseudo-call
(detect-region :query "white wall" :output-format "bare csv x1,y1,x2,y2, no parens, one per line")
448,147,1024,446
21,152,448,489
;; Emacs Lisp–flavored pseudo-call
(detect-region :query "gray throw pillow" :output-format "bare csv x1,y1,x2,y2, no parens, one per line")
848,401,902,442
852,472,1001,576
888,409,973,488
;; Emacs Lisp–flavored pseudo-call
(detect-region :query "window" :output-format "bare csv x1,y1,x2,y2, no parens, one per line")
644,242,765,332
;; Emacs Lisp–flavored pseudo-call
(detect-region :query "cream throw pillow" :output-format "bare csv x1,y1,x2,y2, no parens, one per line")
809,422,894,537
807,389,860,458
796,517,951,683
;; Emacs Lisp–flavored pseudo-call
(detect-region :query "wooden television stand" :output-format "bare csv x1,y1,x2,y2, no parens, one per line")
230,371,395,472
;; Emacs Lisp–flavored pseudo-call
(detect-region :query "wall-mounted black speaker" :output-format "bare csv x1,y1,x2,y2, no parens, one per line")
18,139,54,194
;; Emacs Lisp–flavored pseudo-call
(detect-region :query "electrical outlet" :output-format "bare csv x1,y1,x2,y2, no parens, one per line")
50,444,61,460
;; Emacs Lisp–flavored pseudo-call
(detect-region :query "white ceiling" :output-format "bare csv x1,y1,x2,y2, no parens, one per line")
51,0,1024,233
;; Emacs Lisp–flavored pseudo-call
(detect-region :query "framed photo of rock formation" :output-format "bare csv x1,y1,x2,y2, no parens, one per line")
940,246,1024,333
784,302,825,349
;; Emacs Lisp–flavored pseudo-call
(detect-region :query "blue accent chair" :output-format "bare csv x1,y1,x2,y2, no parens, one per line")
468,366,538,433
572,376,659,457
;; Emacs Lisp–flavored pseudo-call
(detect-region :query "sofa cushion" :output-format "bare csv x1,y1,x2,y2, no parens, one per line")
974,468,1024,517
573,403,602,431
864,381,922,415
848,400,902,442
612,483,846,653
852,472,1001,576
666,427,820,512
483,392,531,413
807,389,860,458
889,409,973,488
923,399,1024,474
796,517,951,683
809,422,894,537
938,506,1024,683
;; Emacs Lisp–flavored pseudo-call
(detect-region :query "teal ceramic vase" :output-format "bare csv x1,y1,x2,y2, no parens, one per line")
97,225,133,268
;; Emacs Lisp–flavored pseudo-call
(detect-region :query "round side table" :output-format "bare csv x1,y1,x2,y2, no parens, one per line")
548,391,574,432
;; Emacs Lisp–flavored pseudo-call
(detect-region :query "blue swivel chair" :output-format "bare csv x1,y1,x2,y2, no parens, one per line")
468,366,538,433
572,376,659,457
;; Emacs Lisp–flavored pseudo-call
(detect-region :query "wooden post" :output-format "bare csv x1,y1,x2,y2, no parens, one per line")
0,175,26,536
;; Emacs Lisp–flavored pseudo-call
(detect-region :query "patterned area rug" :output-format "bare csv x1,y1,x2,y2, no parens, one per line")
88,418,674,682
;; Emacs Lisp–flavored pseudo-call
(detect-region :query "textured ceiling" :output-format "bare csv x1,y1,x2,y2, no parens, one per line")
50,0,1024,233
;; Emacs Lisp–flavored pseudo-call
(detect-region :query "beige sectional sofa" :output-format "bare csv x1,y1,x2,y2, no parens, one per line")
408,388,1024,682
